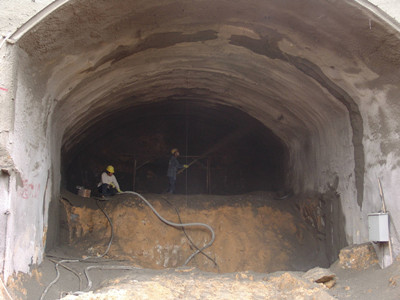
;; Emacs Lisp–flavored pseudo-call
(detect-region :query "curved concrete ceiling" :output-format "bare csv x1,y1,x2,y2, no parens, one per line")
15,0,400,199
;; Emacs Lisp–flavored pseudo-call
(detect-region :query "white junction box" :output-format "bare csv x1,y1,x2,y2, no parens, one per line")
368,213,389,242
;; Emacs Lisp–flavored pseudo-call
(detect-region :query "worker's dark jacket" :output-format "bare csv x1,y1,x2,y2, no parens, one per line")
167,155,183,179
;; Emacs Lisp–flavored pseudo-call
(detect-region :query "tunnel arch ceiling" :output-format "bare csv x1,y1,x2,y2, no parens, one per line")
16,0,400,202
56,52,352,196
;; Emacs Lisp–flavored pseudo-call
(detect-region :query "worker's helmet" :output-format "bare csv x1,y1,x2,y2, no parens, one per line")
106,165,115,173
171,148,179,154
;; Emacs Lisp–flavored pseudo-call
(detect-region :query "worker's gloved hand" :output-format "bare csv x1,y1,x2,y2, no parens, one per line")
117,188,122,193
109,183,115,188
183,164,189,168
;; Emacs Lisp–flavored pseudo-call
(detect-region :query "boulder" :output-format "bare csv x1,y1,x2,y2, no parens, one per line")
338,243,378,269
302,267,336,288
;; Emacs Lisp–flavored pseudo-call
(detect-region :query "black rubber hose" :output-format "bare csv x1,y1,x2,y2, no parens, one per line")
161,196,218,267
120,191,215,266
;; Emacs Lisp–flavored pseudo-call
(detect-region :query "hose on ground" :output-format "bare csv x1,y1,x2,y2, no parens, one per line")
48,258,82,290
40,259,80,300
42,191,215,299
82,265,141,292
121,191,215,266
161,196,218,268
40,198,114,300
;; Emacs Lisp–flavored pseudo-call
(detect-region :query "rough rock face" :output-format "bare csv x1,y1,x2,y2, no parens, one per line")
339,243,379,269
303,267,336,289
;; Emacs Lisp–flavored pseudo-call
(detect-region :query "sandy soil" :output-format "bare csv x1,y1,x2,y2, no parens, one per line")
2,192,399,299
57,191,329,273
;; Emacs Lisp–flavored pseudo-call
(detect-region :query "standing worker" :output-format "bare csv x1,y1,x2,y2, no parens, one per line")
167,148,188,194
98,165,122,196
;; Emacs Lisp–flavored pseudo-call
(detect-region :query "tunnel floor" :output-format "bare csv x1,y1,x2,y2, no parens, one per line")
14,255,400,300
9,191,400,300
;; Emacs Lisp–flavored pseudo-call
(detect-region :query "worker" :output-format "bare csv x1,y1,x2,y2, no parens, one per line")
167,148,188,194
98,165,122,196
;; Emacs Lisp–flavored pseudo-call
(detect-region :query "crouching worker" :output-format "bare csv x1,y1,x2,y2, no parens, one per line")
97,165,122,196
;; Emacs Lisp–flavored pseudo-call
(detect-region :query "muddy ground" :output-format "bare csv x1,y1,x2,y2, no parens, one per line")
2,192,400,299
4,254,400,300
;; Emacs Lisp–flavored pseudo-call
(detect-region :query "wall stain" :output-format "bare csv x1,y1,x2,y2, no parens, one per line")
82,30,218,73
229,34,365,207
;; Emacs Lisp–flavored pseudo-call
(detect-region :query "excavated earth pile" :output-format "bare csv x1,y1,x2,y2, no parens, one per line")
59,191,328,273
6,192,400,299
60,269,336,300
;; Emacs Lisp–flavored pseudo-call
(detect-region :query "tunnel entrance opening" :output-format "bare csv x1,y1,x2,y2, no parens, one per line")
63,100,287,196
4,0,400,297
56,100,332,275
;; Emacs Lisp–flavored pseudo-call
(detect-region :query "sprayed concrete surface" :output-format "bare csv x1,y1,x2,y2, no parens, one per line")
0,0,400,295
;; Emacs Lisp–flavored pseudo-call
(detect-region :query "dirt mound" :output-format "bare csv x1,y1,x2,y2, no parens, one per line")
6,191,400,300
60,191,328,273
60,268,334,300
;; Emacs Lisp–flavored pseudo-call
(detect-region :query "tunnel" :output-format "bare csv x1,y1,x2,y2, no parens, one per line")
63,100,287,195
1,0,400,286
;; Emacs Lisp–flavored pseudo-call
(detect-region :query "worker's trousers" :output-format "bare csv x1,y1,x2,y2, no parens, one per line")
167,176,176,194
98,183,117,196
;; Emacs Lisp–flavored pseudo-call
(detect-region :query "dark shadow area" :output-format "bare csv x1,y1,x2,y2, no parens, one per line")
62,100,287,195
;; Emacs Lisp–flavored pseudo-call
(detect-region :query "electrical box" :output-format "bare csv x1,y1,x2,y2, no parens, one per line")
368,213,389,242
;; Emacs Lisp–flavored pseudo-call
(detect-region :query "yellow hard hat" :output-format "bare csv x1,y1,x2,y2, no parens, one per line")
106,165,115,173
171,148,179,154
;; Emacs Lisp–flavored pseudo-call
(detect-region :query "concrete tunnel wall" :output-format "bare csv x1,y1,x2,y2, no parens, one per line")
0,0,399,280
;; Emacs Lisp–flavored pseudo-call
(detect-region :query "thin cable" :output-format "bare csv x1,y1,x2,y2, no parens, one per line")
162,196,218,267
46,254,123,263
42,192,215,298
40,259,80,300
40,198,114,300
95,200,114,257
82,265,141,292
48,259,82,290
121,191,215,266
